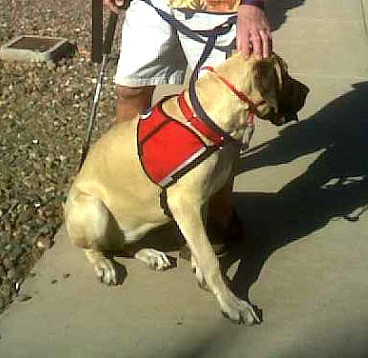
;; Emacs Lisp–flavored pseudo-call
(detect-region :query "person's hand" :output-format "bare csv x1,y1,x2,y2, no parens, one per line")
102,0,125,13
237,5,272,59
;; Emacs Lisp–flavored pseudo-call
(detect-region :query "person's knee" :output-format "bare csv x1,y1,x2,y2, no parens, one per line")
115,85,155,122
115,85,154,101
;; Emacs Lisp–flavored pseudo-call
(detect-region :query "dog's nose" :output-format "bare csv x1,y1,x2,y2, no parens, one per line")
294,80,310,111
285,112,299,123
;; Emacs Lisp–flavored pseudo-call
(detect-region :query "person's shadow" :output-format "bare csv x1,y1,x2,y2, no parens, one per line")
266,0,306,31
222,81,368,312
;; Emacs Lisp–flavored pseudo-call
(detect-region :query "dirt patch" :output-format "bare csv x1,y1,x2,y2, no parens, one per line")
0,0,122,312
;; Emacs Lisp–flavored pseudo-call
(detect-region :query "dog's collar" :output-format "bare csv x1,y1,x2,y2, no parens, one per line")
177,92,224,147
183,66,266,148
201,66,266,126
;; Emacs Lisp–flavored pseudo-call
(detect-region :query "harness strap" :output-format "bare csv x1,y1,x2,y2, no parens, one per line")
177,92,224,146
138,98,218,189
135,2,243,212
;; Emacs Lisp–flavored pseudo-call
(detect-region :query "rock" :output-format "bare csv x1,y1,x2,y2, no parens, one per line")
0,297,5,310
2,215,12,232
2,258,13,270
16,207,36,225
0,282,12,300
0,265,6,276
6,269,17,280
18,294,32,303
0,202,10,212
36,236,53,250
11,246,24,261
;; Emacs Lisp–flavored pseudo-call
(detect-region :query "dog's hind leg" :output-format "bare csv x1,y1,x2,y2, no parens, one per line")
167,193,260,325
64,189,122,285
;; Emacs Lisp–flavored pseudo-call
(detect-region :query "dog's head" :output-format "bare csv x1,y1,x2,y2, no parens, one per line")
251,53,309,126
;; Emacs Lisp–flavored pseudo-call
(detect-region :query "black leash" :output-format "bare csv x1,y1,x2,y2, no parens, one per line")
142,0,239,145
188,28,241,147
142,0,236,49
79,0,238,170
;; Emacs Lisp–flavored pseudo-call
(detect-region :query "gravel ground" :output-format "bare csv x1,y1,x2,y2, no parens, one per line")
0,0,123,313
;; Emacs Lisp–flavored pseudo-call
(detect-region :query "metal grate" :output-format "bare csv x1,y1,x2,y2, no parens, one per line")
9,36,61,52
0,35,75,62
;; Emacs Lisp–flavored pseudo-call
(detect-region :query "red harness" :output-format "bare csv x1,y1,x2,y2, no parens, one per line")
137,68,266,188
137,98,221,187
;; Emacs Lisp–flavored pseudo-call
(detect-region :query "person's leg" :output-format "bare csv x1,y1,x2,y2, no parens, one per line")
115,85,155,122
114,0,187,122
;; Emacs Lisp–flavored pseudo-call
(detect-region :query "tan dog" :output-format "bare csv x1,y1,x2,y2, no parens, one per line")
64,52,309,324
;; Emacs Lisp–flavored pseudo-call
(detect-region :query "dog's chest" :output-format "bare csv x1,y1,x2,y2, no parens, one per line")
137,103,215,188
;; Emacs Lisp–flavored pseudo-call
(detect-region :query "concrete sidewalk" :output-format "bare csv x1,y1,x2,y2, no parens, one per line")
1,1,368,357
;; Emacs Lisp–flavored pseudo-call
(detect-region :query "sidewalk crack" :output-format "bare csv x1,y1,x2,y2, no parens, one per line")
361,0,368,45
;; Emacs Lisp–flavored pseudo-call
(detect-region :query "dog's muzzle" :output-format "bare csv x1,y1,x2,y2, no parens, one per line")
273,77,310,126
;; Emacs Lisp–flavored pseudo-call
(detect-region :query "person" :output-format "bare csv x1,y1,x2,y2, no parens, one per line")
101,0,272,255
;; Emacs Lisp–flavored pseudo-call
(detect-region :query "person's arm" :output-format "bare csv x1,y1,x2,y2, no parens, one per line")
237,0,272,59
102,0,125,13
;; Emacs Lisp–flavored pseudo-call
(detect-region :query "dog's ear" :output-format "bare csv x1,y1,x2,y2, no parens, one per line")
273,54,288,91
252,59,275,97
252,59,279,115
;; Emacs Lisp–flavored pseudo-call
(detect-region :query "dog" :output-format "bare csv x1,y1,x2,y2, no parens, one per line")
64,52,309,324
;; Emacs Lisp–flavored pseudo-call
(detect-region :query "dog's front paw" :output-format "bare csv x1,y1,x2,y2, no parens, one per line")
93,258,117,285
134,248,171,271
85,249,118,285
220,296,260,325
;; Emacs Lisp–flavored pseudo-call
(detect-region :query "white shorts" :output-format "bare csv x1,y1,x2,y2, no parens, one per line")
114,0,237,87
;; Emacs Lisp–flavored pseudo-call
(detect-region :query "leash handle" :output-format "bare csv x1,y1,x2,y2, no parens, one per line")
103,0,131,54
103,11,119,55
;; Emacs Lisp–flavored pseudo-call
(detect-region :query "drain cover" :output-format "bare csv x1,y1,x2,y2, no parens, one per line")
0,35,76,62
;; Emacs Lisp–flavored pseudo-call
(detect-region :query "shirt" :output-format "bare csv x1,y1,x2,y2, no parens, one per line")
166,0,264,13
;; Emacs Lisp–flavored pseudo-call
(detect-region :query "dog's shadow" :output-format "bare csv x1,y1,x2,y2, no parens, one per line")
112,80,368,307
221,81,368,312
112,222,183,285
